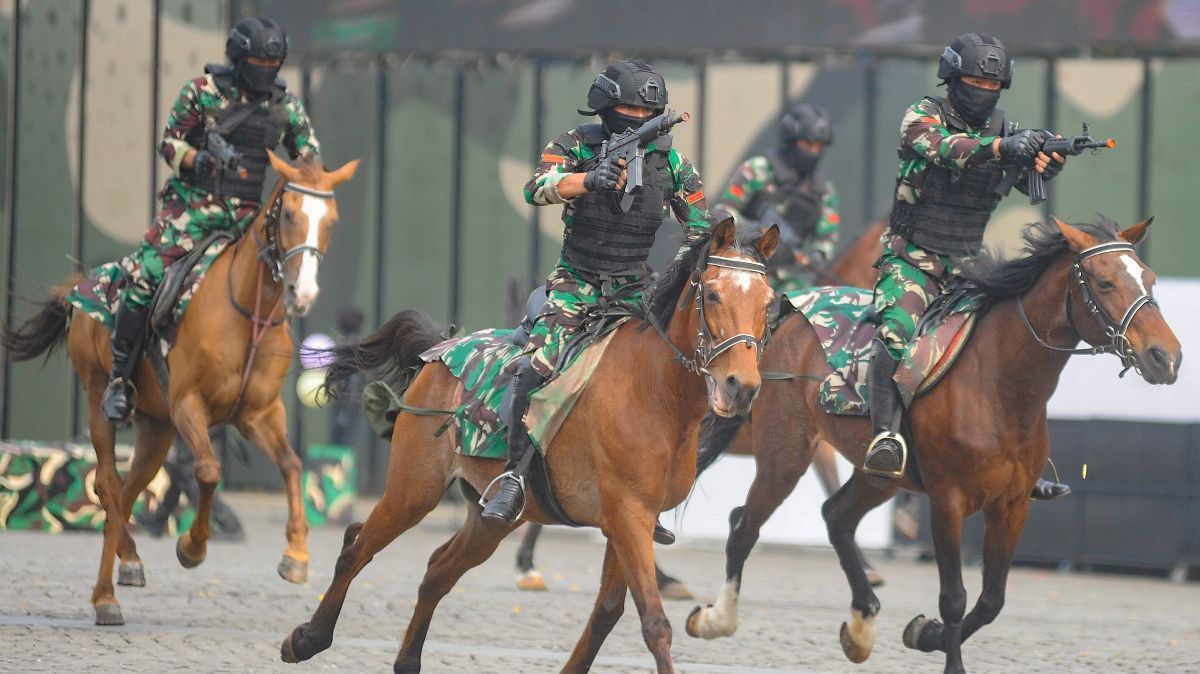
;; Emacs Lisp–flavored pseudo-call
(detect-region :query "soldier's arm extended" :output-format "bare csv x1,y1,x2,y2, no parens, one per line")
715,156,771,220
668,149,709,234
900,99,998,172
811,181,841,260
158,78,207,178
282,93,321,160
524,131,592,206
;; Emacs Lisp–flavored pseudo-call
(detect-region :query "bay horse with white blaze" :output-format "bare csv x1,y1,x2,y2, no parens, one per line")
685,216,1180,674
2,151,359,626
279,220,778,674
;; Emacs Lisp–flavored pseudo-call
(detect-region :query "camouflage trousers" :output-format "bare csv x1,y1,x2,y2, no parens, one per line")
523,259,645,378
872,234,961,360
120,190,257,310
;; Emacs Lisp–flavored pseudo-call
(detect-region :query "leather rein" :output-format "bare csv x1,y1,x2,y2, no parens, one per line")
1017,240,1156,377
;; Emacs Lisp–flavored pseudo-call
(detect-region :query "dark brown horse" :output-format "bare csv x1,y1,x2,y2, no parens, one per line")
3,152,359,626
279,220,778,674
685,216,1180,674
511,220,887,595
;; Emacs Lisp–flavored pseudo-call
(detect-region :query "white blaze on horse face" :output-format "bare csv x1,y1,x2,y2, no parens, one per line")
1118,254,1149,297
715,255,764,295
292,194,327,309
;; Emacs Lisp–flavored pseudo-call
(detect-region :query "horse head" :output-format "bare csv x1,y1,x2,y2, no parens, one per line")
1053,216,1181,385
683,218,779,417
266,150,360,316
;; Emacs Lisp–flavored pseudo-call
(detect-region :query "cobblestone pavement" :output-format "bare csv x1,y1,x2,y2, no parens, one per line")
2,493,1198,673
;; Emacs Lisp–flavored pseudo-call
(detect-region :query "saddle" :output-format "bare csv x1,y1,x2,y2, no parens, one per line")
149,230,238,334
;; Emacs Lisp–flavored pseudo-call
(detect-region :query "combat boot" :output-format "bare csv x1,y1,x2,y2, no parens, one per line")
482,362,547,524
862,339,907,478
101,304,150,423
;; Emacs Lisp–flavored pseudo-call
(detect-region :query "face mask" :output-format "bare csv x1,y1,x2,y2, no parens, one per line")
948,80,1001,128
235,61,281,96
600,110,647,135
781,144,821,176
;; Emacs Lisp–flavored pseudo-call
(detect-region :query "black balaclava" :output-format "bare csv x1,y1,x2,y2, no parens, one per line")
947,78,1001,128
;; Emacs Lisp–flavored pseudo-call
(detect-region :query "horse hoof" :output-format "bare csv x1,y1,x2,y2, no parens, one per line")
839,619,873,663
281,622,328,663
95,603,125,626
903,614,943,652
515,569,547,592
684,605,706,638
865,567,886,588
660,580,694,601
278,555,308,584
902,614,928,650
175,536,204,569
118,561,146,587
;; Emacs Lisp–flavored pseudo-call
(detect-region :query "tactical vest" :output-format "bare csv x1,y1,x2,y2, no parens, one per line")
565,124,675,276
193,64,288,202
889,96,1007,257
747,148,824,242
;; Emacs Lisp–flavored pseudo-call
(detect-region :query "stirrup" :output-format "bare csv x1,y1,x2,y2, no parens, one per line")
862,431,907,479
479,471,527,520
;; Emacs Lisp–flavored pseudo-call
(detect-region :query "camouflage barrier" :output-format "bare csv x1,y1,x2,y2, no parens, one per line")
0,440,194,533
302,444,356,527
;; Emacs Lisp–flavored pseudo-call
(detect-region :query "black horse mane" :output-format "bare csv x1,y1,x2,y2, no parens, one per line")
958,215,1122,298
644,225,767,328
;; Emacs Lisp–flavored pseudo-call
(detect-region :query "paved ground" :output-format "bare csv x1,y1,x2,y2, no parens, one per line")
2,493,1198,673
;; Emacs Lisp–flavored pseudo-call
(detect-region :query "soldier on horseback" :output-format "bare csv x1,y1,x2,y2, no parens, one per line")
101,16,320,423
862,32,1071,500
480,59,709,539
714,103,841,293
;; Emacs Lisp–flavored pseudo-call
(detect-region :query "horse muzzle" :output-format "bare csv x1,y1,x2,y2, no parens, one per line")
1136,344,1181,385
705,373,761,418
285,281,318,317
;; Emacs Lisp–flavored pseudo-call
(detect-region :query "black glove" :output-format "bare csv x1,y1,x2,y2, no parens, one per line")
1036,130,1066,181
191,150,218,179
583,156,623,192
996,129,1040,167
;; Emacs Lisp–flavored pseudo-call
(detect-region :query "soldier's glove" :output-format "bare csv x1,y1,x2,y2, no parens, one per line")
996,129,1040,167
191,150,218,179
1035,130,1066,182
583,155,623,192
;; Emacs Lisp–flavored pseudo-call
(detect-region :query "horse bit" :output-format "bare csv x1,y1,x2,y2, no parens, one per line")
1018,240,1157,377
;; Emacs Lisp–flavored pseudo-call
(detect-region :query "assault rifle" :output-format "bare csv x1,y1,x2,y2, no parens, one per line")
998,122,1116,205
579,109,690,213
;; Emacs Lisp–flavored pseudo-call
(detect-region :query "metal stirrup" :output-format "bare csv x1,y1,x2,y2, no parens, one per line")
479,471,527,520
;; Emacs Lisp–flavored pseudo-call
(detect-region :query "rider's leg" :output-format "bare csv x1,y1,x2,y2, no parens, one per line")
101,298,151,423
863,336,906,476
481,358,548,523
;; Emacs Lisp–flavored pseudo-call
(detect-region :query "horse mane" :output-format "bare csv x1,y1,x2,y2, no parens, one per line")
643,225,767,328
958,215,1122,298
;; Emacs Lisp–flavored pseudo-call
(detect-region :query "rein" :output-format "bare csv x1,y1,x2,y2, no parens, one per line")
223,181,336,422
649,254,769,377
1017,240,1156,377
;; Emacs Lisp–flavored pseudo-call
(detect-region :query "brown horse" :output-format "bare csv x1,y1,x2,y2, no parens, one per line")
2,151,359,626
279,220,779,674
685,216,1180,674
511,220,887,595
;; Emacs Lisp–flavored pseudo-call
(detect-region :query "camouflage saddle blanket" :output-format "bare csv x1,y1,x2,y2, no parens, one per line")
64,231,236,357
410,318,630,460
787,283,987,415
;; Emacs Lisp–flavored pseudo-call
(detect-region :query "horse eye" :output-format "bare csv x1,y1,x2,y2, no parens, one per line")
705,289,719,303
1097,280,1116,291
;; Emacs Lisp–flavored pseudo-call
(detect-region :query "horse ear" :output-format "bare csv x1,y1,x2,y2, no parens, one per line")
267,149,297,180
1052,216,1096,252
756,224,780,261
711,217,736,251
1119,216,1153,245
327,159,361,187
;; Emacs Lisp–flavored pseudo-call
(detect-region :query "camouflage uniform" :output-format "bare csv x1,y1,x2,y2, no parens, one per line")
120,73,319,310
874,98,998,359
718,155,840,294
522,129,709,378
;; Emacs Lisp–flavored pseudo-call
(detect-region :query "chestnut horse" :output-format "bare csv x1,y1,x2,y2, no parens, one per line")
279,220,778,674
511,220,887,595
2,151,359,626
685,216,1180,674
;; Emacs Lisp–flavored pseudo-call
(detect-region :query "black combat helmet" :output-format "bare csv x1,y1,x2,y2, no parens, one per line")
226,16,288,95
938,32,1013,89
581,59,668,115
780,103,834,146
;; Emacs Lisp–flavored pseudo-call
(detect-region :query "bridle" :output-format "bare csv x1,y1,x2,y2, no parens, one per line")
255,182,335,284
654,254,769,376
1018,240,1157,376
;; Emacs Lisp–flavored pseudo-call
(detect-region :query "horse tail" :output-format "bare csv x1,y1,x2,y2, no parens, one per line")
323,309,443,396
695,411,749,475
2,276,80,364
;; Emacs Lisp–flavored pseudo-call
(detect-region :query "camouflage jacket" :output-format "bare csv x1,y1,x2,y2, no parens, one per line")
716,155,840,260
157,71,321,205
523,127,709,239
894,97,1004,206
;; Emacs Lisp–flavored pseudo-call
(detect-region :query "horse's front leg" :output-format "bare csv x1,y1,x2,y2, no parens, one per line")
602,495,675,674
238,398,309,583
171,394,218,568
916,491,969,674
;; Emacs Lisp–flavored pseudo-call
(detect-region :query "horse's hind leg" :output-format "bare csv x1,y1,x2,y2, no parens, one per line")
905,495,1030,655
115,411,176,587
822,469,899,663
561,541,626,673
238,399,310,583
515,522,548,591
393,492,517,674
84,386,128,626
686,435,809,640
